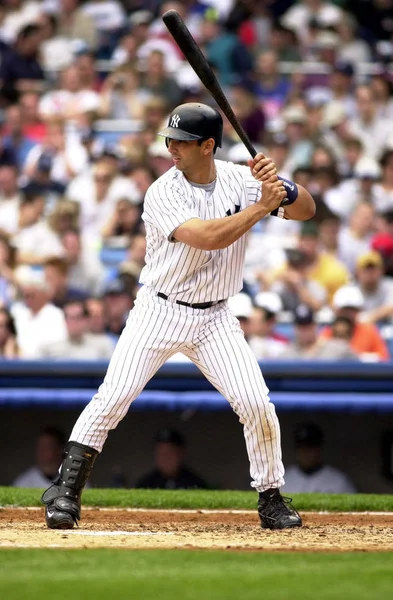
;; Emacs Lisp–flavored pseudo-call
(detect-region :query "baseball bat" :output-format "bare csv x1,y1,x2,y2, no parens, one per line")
162,9,258,159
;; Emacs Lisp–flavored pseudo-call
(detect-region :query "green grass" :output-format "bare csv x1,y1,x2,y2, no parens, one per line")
0,549,392,600
1,486,393,512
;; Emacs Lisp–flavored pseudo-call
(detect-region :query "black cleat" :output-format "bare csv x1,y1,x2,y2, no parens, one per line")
44,505,77,530
258,488,302,530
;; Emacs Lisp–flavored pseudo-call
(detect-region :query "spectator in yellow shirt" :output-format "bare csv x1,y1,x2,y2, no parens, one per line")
298,221,349,302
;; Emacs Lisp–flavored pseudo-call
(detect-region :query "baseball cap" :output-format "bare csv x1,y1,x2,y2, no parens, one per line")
155,428,185,447
356,250,383,269
294,304,315,326
372,233,393,256
254,292,283,315
332,285,364,310
333,61,354,78
294,423,324,447
103,278,128,296
14,265,47,290
353,156,381,180
282,106,307,125
228,293,253,319
322,102,346,128
128,10,153,27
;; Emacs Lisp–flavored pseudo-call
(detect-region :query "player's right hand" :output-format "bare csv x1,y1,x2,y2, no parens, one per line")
257,174,287,213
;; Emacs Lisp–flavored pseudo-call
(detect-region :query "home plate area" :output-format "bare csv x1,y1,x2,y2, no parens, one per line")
1,508,393,551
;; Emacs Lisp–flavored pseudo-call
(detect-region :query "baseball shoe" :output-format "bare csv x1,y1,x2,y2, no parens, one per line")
41,441,98,530
258,488,302,530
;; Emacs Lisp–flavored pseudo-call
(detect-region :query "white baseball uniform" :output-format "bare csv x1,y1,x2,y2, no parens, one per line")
70,160,286,492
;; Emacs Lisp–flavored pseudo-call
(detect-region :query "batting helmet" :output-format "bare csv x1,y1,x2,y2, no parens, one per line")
157,103,223,148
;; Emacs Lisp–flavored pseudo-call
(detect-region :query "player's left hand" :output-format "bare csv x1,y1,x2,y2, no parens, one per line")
248,153,278,182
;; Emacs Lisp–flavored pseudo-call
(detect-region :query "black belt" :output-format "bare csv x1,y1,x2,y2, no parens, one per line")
157,292,223,309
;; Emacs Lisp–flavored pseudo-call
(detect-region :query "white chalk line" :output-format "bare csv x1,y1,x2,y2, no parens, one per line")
1,507,393,516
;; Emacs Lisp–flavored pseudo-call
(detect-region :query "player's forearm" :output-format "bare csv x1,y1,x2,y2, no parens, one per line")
283,185,316,221
201,203,269,250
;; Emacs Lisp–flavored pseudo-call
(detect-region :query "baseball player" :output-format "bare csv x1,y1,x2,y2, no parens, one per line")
42,103,315,530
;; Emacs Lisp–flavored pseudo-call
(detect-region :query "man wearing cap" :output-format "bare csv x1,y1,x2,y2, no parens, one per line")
248,292,288,359
321,285,389,360
281,304,357,360
353,251,393,324
283,423,356,494
136,429,208,490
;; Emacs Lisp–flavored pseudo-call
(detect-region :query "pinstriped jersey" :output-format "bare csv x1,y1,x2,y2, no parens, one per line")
140,160,282,303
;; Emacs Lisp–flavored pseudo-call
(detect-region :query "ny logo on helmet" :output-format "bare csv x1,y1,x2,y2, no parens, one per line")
171,114,181,127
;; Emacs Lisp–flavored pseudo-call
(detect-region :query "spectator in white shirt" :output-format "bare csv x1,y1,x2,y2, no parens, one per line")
39,64,100,124
24,119,88,186
67,158,140,243
348,85,393,160
61,228,105,296
281,0,343,42
373,149,393,213
11,265,67,358
40,298,114,359
283,422,356,494
12,427,66,488
248,292,288,359
338,202,375,274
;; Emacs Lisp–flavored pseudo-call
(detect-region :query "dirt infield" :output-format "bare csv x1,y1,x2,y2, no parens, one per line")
1,508,392,552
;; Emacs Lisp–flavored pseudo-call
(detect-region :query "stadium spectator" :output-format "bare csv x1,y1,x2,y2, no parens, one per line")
66,157,140,244
0,164,22,207
229,78,265,145
99,67,147,120
334,13,372,66
248,292,288,359
24,119,88,187
338,202,375,274
136,428,208,490
39,298,114,359
1,104,36,168
11,265,67,358
4,191,64,264
61,228,105,296
280,304,358,360
374,149,393,214
200,7,253,86
37,12,74,72
281,0,344,42
19,91,46,142
283,422,356,494
228,292,253,340
254,50,291,121
0,306,19,358
38,64,100,124
0,23,44,101
101,197,142,242
86,296,107,335
140,49,183,108
57,0,98,51
324,156,381,221
270,248,327,313
0,234,17,307
371,74,393,121
44,256,88,308
321,285,390,361
348,85,393,160
372,210,393,277
297,220,349,303
12,427,66,488
352,251,393,324
281,105,314,171
103,277,134,338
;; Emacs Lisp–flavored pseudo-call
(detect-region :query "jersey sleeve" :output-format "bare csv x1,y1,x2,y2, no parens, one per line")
143,181,200,242
232,163,285,219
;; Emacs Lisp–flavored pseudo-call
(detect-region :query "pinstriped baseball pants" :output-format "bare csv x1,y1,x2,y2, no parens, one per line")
70,286,285,492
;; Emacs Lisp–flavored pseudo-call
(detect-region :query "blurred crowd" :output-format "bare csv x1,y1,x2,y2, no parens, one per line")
0,0,393,361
